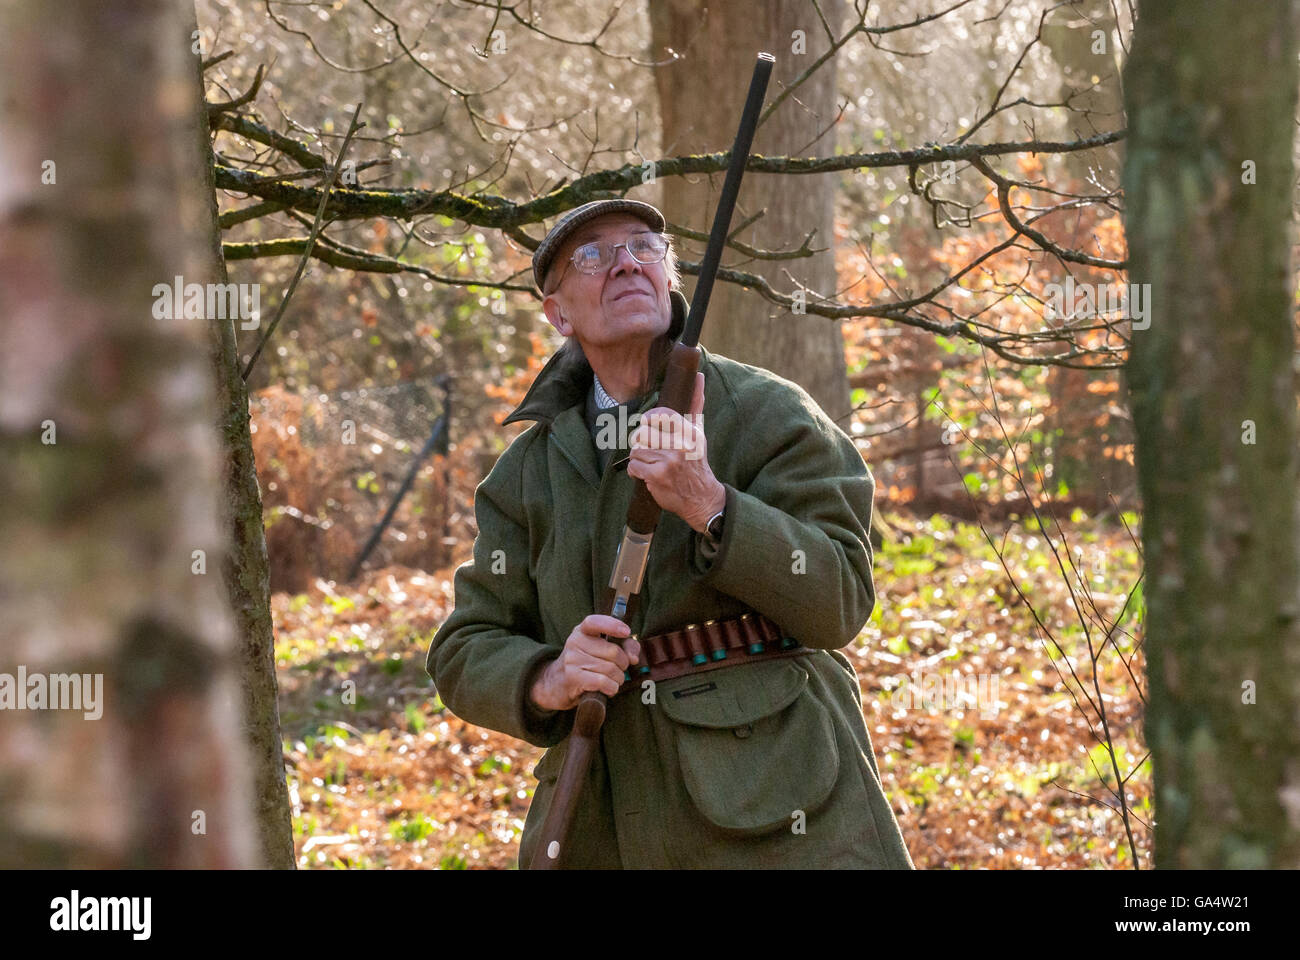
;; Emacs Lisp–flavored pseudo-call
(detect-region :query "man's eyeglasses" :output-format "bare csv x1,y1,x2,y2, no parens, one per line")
552,232,669,289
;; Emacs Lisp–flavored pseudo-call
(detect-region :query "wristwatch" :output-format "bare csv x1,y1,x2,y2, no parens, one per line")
704,506,726,545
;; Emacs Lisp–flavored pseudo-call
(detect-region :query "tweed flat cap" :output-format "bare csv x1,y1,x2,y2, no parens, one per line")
532,199,665,292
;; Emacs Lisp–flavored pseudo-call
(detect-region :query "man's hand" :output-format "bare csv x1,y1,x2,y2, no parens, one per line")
530,615,642,711
627,372,725,532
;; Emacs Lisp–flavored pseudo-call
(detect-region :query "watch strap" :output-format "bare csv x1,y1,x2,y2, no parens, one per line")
704,507,725,543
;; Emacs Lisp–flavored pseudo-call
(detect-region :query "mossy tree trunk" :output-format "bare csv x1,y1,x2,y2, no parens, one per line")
1123,0,1300,868
649,0,852,420
187,3,296,869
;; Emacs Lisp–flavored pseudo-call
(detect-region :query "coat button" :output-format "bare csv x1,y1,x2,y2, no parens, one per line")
734,724,753,739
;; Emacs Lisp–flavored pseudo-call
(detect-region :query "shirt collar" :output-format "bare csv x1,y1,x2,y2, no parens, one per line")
503,289,689,426
592,373,619,409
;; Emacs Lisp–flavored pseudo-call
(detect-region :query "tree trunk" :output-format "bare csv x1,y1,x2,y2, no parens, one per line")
189,4,297,868
1042,1,1130,508
649,0,852,419
1041,0,1124,182
1123,0,1300,867
0,0,256,867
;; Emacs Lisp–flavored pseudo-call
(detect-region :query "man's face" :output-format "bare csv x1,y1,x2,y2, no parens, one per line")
541,214,672,351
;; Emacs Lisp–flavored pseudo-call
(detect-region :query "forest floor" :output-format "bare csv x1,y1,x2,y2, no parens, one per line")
275,508,1150,870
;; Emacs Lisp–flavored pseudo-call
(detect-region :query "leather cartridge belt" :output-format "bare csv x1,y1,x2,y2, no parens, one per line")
617,613,810,693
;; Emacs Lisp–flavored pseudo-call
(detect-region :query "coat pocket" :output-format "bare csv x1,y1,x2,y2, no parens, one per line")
532,741,567,783
658,657,839,837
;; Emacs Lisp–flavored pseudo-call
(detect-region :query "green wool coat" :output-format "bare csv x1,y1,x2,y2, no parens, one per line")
426,293,915,869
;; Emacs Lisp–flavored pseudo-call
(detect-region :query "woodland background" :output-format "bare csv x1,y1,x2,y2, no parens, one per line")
2,0,1296,870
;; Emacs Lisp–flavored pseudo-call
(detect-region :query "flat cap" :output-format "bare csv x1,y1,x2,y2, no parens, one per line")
532,199,665,293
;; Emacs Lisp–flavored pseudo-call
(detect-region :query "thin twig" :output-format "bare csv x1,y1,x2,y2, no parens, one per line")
240,102,365,381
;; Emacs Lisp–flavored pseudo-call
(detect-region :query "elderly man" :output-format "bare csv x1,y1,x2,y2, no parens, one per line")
426,198,914,869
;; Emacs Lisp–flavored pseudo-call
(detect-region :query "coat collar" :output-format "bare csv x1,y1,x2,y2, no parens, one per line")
503,289,690,426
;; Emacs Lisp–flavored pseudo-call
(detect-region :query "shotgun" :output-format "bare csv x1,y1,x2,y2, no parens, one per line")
528,51,775,870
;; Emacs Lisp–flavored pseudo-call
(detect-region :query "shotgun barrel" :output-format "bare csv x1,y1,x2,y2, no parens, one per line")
528,51,775,870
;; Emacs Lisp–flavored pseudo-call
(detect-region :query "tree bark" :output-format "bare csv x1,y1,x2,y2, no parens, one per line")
1042,1,1131,507
0,0,256,867
1123,0,1300,867
188,3,297,869
1041,0,1124,181
649,0,852,419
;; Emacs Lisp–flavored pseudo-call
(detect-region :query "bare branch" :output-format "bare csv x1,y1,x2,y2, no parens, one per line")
201,49,235,72
224,235,536,295
241,103,365,381
205,64,266,120
213,129,1126,225
970,155,1127,269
